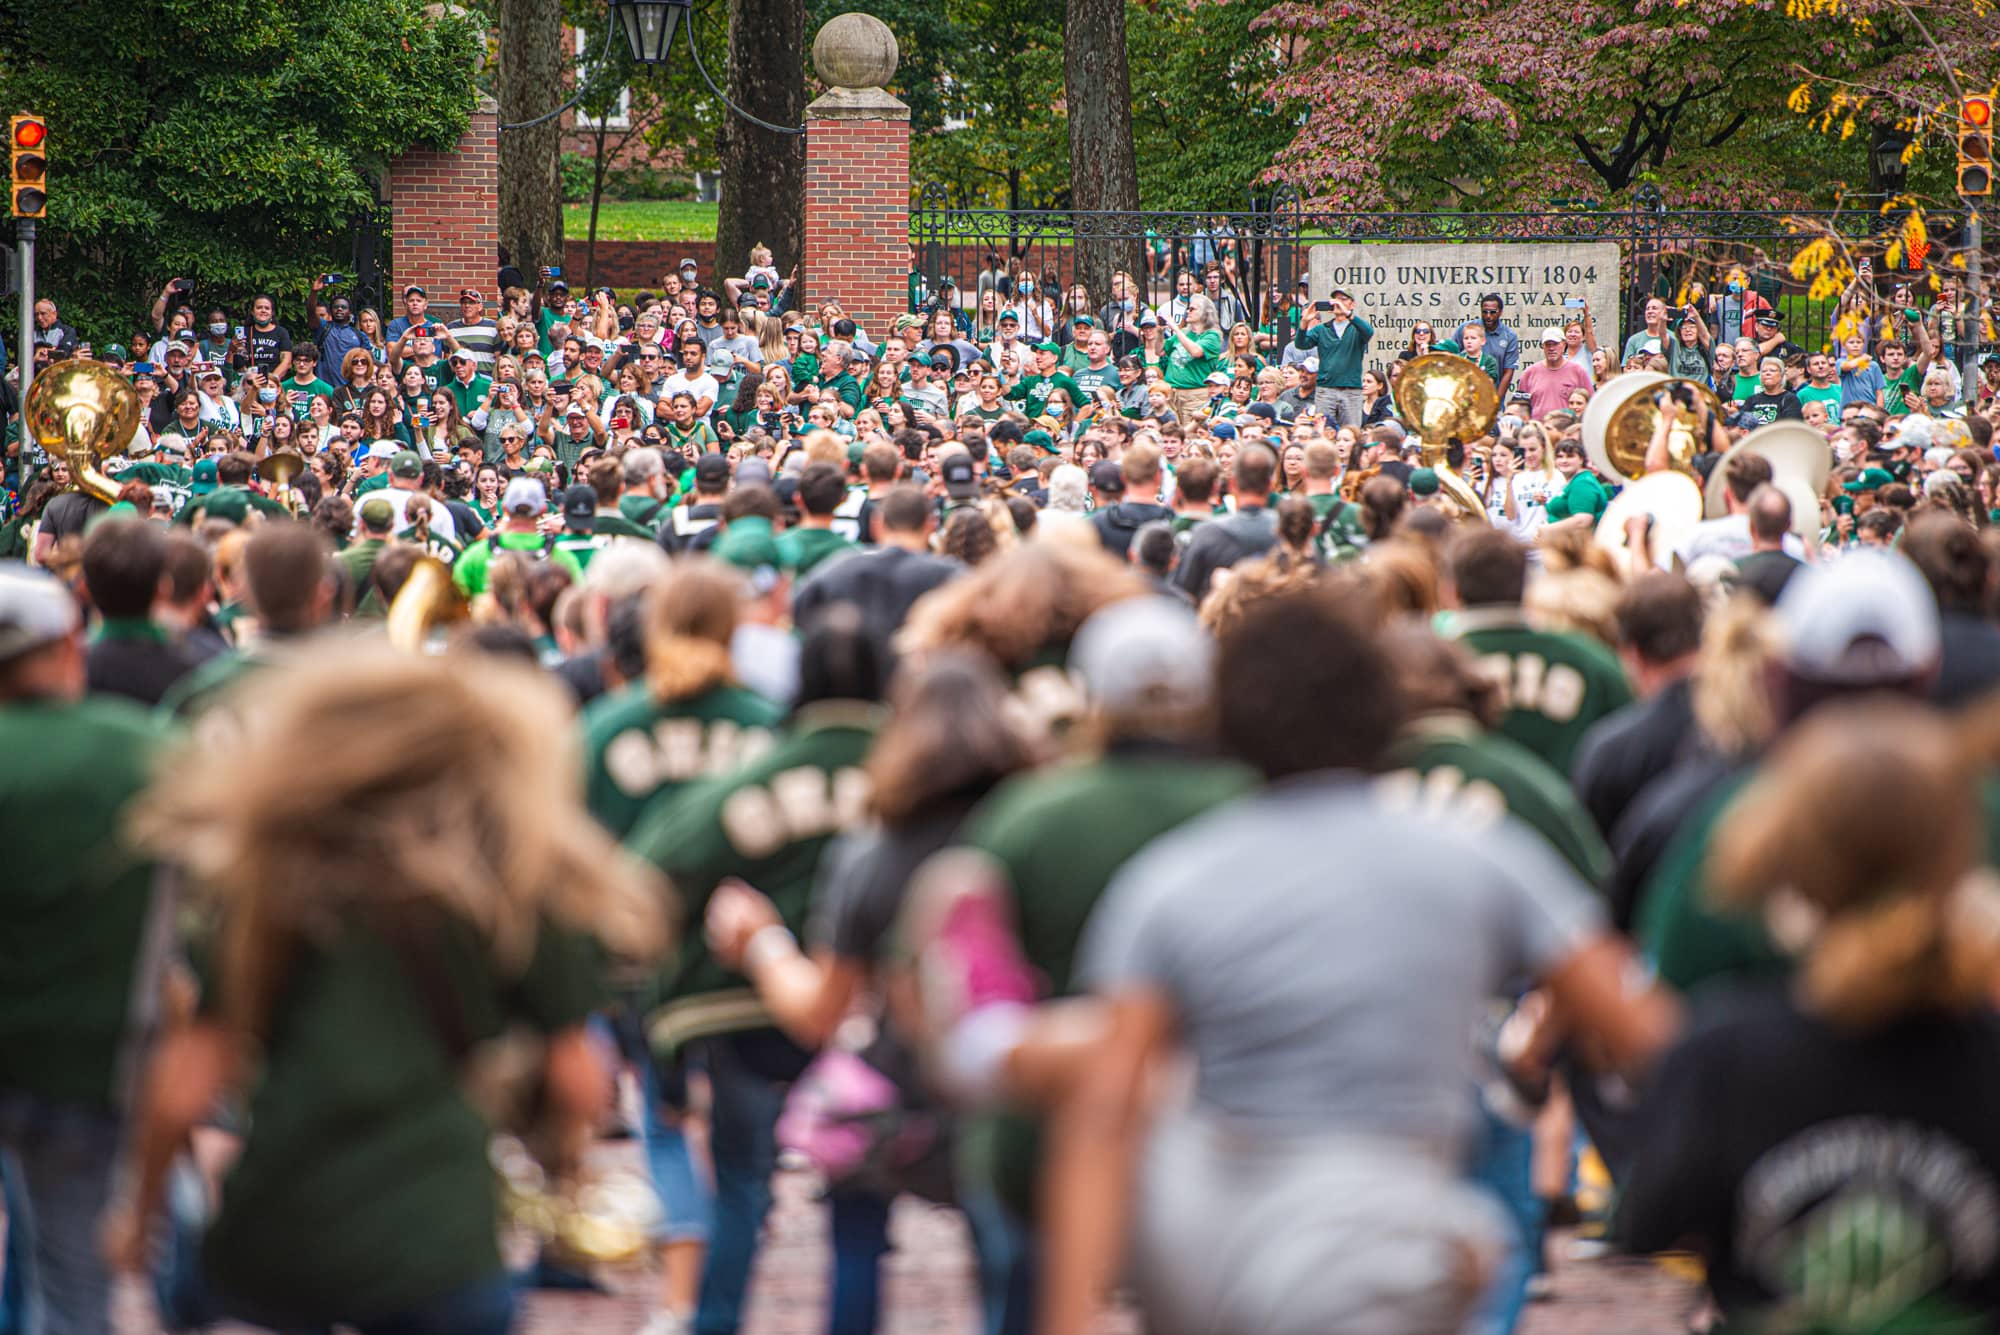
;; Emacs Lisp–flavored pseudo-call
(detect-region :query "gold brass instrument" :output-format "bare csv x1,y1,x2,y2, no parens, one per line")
1704,421,1831,548
1391,353,1497,522
1587,375,1719,570
385,554,469,652
25,361,140,505
491,1135,663,1267
257,450,307,515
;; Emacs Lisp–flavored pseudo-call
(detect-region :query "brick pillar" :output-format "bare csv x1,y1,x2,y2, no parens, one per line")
387,95,499,306
803,16,910,338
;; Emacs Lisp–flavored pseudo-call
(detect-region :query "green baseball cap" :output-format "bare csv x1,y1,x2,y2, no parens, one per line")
712,516,782,576
190,457,219,496
1843,467,1895,493
1409,467,1440,497
1032,340,1062,355
390,450,424,479
1024,429,1058,454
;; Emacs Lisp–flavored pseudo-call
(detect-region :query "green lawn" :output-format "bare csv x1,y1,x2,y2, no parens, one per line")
563,199,718,241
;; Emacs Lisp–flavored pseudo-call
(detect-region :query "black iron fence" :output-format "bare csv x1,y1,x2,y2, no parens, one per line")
912,183,1968,359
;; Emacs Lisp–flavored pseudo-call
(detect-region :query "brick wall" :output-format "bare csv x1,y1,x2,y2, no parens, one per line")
387,99,500,309
803,110,910,337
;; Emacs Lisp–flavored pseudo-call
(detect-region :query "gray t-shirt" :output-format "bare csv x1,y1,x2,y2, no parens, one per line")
1079,775,1601,1150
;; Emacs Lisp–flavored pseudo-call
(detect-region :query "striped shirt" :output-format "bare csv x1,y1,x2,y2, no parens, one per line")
448,318,499,369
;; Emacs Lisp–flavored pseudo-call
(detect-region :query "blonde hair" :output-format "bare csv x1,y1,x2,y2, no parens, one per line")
645,560,742,702
1710,698,2000,1031
1690,594,1783,757
1199,550,1323,638
129,641,666,1045
1524,568,1622,649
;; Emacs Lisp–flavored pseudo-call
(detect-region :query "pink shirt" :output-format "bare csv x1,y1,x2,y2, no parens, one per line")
1518,358,1595,419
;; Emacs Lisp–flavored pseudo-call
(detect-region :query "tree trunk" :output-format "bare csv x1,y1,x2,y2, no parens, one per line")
496,0,566,277
1063,0,1141,305
714,0,805,287
586,121,610,288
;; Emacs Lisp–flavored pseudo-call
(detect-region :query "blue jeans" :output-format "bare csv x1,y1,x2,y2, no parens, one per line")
1,1159,29,1335
960,1188,1035,1335
826,1189,892,1335
1465,1100,1539,1335
640,1050,712,1246
0,1090,123,1335
343,1273,515,1335
691,1031,795,1335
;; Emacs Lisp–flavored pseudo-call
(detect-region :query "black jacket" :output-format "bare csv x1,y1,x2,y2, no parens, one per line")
792,545,962,655
1091,500,1174,560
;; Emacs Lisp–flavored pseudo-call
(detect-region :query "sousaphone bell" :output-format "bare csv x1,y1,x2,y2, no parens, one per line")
1391,353,1496,523
257,450,308,515
1587,375,1727,570
24,361,140,506
1703,421,1830,548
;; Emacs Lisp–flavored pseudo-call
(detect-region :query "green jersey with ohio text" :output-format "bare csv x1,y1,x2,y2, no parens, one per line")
1448,607,1634,776
1380,713,1611,885
581,681,784,842
628,702,881,1052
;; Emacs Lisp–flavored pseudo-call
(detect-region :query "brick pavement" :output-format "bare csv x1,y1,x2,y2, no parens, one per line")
101,1164,1696,1334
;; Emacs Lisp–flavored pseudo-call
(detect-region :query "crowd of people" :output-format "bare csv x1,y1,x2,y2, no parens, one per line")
5,241,2000,1335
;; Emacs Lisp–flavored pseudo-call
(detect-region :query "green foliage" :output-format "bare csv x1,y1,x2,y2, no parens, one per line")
0,0,481,345
1127,0,1298,211
561,151,597,204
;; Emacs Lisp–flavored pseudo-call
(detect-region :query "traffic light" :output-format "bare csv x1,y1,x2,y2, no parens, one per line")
1960,95,1993,198
9,114,46,218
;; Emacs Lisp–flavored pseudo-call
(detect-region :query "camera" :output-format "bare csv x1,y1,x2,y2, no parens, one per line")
321,273,346,286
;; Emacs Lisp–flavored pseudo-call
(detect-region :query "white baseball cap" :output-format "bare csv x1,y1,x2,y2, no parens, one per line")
1776,550,1940,684
1540,327,1566,345
503,477,548,516
1069,597,1216,720
0,563,81,664
367,439,400,460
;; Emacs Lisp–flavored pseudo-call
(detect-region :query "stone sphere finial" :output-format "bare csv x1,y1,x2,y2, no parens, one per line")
813,13,898,90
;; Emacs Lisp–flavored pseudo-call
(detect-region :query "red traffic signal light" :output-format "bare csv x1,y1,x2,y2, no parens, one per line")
9,113,46,218
1962,95,1995,198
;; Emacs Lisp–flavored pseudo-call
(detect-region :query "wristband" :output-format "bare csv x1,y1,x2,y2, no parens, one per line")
741,923,798,976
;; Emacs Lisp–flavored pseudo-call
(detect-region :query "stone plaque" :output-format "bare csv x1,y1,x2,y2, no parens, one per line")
1307,242,1621,375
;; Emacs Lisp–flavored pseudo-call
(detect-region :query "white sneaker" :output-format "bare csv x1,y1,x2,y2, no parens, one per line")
637,1309,691,1335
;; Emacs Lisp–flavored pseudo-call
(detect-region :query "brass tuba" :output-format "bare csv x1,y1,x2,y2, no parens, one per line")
1586,375,1724,570
1703,421,1831,548
257,450,308,515
491,1135,663,1268
1390,353,1497,522
385,555,469,652
25,360,140,505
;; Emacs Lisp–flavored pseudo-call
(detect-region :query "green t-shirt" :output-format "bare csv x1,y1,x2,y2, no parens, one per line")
1796,381,1841,418
1433,340,1502,385
1308,490,1366,558
581,681,784,842
1543,470,1610,523
629,702,881,1052
1731,372,1761,403
1882,365,1925,416
1450,609,1634,776
1004,372,1082,421
0,696,170,1105
201,910,604,1322
1163,329,1224,390
1382,714,1611,884
963,747,1258,1215
1070,363,1120,399
452,530,584,597
281,375,337,418
664,421,718,456
775,525,856,577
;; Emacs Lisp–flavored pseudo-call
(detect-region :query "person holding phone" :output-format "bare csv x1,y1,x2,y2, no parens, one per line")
1297,288,1375,429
